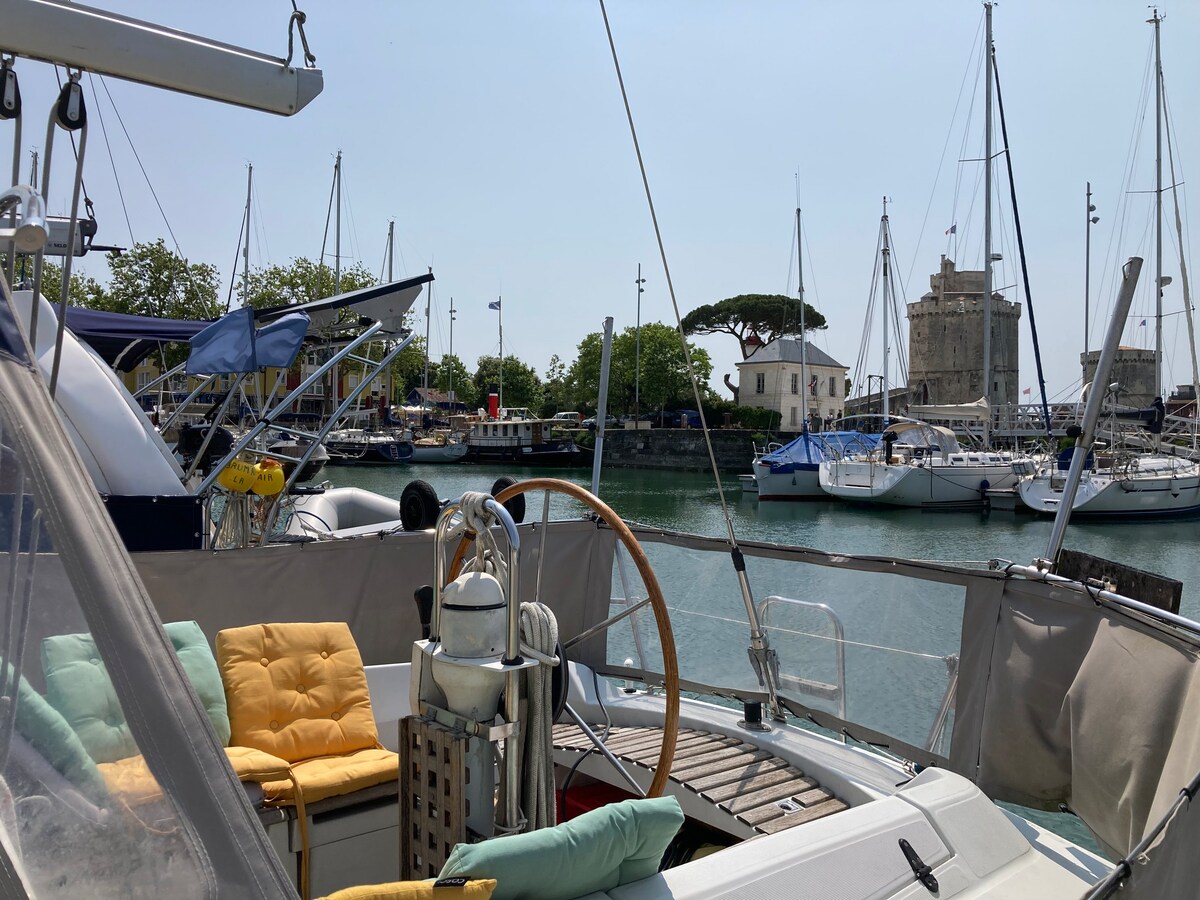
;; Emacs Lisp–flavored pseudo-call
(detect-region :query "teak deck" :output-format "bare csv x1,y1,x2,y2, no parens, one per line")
552,724,849,835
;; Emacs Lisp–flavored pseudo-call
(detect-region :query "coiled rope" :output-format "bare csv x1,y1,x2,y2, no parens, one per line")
520,601,559,830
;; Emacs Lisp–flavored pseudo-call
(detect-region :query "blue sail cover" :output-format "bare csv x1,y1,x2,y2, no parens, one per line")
186,307,310,375
64,307,209,371
760,430,882,473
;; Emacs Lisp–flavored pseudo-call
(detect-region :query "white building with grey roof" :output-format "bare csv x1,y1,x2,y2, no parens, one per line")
735,338,849,432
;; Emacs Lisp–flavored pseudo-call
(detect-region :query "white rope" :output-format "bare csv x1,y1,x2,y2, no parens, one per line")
520,601,558,830
456,491,509,585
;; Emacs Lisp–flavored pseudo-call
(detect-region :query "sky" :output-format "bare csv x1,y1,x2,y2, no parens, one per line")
8,1,1200,407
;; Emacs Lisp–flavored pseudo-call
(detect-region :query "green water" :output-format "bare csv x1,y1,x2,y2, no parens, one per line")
326,461,1200,618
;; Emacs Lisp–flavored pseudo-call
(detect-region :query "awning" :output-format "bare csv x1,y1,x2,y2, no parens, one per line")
64,306,209,371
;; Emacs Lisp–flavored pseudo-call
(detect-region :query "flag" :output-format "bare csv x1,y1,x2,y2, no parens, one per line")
1139,319,1147,327
488,299,501,311
1022,387,1031,396
945,224,956,235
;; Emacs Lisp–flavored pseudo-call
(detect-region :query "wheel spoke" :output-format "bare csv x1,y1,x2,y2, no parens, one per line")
563,702,647,798
562,596,653,652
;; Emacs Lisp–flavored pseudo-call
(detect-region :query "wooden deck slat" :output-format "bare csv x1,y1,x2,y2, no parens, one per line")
701,767,808,803
550,724,849,837
686,757,791,793
670,748,772,779
754,799,850,834
719,779,820,815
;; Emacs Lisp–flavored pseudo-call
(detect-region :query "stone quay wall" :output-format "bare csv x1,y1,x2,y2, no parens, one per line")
596,428,755,473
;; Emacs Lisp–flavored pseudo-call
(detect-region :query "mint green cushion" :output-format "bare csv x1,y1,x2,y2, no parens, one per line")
7,664,109,804
42,620,230,763
439,797,683,900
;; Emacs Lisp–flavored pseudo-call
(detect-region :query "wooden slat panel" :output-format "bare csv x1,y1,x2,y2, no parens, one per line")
791,786,834,808
670,747,772,780
685,757,791,793
671,736,742,761
701,767,806,803
755,799,850,834
720,779,817,815
624,732,722,764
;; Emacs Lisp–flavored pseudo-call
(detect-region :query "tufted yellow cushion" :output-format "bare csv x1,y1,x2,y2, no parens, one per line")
320,879,496,900
259,747,398,805
217,622,379,763
97,746,293,808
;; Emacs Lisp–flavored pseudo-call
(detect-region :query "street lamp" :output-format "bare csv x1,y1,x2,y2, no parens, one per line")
1085,183,1100,360
634,264,646,422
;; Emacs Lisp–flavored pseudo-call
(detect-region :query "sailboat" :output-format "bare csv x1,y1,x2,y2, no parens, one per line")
753,207,882,500
4,4,1200,899
1017,9,1200,518
820,9,1028,510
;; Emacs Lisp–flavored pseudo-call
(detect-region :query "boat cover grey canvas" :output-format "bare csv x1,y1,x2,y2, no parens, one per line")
0,278,296,898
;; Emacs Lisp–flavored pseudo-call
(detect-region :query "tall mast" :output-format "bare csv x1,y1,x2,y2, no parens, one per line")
881,197,891,423
448,299,456,406
1152,8,1163,398
386,219,394,281
1084,182,1093,360
497,297,504,413
982,1,994,416
241,163,252,307
334,150,342,294
423,265,432,392
797,205,808,431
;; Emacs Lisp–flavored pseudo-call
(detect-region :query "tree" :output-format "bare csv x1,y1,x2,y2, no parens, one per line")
681,293,826,359
566,323,711,414
104,239,221,320
28,260,107,309
436,354,476,409
239,257,376,311
474,355,544,412
541,354,571,415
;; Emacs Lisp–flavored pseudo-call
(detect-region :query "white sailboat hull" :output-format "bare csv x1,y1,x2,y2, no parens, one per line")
410,441,468,463
1017,455,1200,517
820,458,1019,508
753,460,823,500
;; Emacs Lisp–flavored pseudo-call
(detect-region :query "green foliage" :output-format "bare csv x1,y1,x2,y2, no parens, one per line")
104,239,221,320
239,258,376,310
541,354,571,416
681,293,826,359
435,353,476,408
29,260,107,309
474,355,544,411
567,322,711,415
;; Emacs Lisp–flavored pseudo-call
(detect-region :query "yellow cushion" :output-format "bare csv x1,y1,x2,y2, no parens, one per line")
260,747,398,805
320,879,496,900
97,746,294,808
217,622,379,763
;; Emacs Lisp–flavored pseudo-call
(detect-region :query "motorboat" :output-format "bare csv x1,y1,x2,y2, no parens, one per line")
465,410,584,467
324,428,414,466
410,430,469,463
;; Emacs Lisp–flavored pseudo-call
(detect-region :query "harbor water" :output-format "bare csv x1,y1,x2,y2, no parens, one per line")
327,462,1200,618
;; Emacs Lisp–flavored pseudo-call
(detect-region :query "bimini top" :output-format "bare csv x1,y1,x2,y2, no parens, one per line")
760,430,881,471
64,307,208,372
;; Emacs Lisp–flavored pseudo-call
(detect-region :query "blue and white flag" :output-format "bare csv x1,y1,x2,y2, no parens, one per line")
488,299,501,311
186,307,310,375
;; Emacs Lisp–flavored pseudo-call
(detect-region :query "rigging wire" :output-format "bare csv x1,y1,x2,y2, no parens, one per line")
597,0,783,718
87,74,134,247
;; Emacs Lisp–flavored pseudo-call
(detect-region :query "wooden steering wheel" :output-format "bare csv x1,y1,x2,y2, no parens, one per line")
448,477,679,798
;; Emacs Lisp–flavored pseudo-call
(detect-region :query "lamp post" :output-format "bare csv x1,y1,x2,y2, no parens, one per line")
634,264,646,422
1085,183,1099,362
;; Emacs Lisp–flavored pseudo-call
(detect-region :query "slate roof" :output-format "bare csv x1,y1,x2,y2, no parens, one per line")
735,338,846,369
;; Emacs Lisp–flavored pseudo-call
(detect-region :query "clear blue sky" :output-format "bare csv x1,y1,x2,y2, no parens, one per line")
11,1,1200,405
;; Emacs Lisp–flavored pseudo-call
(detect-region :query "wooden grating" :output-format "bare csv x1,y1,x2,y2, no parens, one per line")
552,724,848,835
401,717,469,880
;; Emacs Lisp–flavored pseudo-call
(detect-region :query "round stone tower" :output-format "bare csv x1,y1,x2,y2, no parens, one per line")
907,256,1022,406
1080,348,1158,408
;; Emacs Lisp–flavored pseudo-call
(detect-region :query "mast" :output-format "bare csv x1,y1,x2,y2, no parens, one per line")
1152,8,1163,398
797,206,808,431
386,220,395,413
423,264,432,392
982,1,994,419
334,150,342,294
1085,182,1094,360
498,296,504,413
635,263,645,421
879,198,893,423
448,299,456,406
241,163,252,307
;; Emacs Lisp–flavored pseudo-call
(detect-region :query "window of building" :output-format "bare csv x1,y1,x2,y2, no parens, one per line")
136,371,153,391
789,406,797,425
809,376,817,397
790,373,798,394
829,376,837,397
755,373,765,394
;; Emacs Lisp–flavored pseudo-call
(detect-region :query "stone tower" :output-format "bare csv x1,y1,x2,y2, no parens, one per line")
1080,348,1158,408
907,256,1022,406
